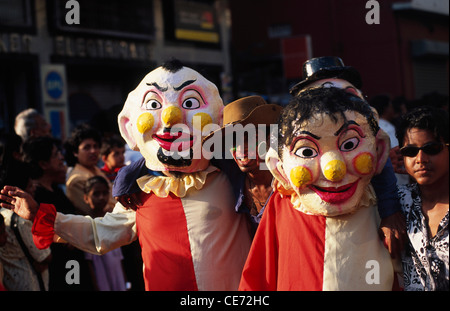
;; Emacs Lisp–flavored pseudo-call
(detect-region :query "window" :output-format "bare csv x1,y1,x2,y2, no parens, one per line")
48,0,154,40
413,59,449,98
0,0,35,32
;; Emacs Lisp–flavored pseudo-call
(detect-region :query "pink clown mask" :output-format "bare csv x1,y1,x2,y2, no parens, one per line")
267,107,390,216
307,78,364,99
118,64,223,173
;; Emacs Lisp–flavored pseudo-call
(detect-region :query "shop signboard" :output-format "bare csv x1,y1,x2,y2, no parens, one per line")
174,0,220,44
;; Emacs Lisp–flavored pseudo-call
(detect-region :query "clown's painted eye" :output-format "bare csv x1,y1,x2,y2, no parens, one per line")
144,99,162,110
340,137,359,152
182,98,200,109
294,146,318,158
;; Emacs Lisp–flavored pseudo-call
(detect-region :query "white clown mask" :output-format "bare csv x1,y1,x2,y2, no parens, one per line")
266,87,390,216
118,63,223,173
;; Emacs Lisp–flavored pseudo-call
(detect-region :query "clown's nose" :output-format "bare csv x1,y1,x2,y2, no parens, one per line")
162,106,182,127
321,152,347,182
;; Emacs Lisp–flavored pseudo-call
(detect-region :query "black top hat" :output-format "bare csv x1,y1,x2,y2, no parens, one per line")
289,56,362,95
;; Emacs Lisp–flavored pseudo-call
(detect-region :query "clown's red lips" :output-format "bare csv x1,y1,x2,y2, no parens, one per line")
153,132,194,152
309,180,359,204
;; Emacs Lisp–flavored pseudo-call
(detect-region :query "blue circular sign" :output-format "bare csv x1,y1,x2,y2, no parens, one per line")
46,71,63,99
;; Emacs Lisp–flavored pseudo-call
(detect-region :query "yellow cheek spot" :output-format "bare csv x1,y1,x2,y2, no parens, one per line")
323,159,346,182
136,112,155,134
290,166,312,188
192,112,212,131
354,153,374,175
162,106,182,127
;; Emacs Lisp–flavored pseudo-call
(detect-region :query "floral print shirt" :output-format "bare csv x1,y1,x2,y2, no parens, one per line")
398,183,449,291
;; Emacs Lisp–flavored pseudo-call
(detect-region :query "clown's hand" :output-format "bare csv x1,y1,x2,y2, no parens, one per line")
0,185,39,221
115,193,141,211
379,211,407,259
272,179,294,198
389,146,407,174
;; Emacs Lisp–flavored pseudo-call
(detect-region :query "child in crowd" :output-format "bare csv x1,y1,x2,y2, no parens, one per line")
83,176,127,291
396,106,449,291
100,135,144,290
64,124,116,215
100,135,125,183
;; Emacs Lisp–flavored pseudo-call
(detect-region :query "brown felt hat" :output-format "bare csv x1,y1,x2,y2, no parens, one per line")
203,96,283,142
223,95,282,126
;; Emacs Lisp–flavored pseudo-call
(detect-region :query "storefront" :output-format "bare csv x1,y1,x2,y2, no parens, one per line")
1,0,231,139
0,0,40,132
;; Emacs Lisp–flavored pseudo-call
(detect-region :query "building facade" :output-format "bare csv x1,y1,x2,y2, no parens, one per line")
0,0,231,139
229,0,448,104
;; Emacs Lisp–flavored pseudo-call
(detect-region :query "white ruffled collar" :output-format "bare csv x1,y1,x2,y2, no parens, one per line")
136,165,218,198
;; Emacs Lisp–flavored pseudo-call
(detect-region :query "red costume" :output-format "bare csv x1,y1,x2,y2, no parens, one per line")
30,62,253,291
239,191,396,291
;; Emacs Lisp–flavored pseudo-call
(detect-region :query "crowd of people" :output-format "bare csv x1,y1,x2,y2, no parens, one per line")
0,56,448,291
0,110,144,291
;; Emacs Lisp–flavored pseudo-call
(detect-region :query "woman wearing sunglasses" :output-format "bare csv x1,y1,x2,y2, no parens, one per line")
396,106,449,291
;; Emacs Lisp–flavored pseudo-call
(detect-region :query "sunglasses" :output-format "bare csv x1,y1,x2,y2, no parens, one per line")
399,142,449,157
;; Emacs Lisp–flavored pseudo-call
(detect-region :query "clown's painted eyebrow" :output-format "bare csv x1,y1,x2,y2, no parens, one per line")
344,86,359,96
334,120,360,136
297,130,321,140
173,79,197,91
289,130,320,152
146,82,168,92
321,82,358,95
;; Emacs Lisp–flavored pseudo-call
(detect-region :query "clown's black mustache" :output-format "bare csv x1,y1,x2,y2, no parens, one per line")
156,147,193,167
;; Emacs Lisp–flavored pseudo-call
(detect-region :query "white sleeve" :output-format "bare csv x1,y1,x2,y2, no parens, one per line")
54,202,137,255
